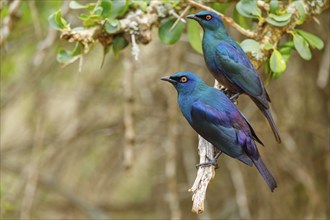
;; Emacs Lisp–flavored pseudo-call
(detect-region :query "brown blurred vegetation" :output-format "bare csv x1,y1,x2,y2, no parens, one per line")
1,1,329,219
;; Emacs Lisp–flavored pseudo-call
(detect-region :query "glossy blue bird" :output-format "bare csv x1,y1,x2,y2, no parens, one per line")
187,10,281,143
161,72,277,191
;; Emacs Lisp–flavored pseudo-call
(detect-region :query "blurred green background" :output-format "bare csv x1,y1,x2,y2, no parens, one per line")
1,1,329,219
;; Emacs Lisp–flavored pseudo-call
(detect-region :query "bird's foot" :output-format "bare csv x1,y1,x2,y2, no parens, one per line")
196,158,219,169
230,93,240,101
220,86,227,92
195,151,222,169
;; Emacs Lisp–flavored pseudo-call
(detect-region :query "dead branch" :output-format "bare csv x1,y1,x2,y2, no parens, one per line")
164,49,182,219
189,136,216,214
225,159,251,219
123,57,136,170
33,0,71,66
20,118,44,219
0,0,21,47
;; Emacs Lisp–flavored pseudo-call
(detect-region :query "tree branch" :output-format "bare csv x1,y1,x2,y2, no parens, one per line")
164,49,183,219
189,136,216,214
123,57,136,170
33,0,71,66
0,0,21,47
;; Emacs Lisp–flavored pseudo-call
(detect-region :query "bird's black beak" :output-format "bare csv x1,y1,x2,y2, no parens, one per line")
161,76,177,85
186,14,200,22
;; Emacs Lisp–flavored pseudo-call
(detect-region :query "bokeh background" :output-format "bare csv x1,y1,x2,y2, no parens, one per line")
1,1,329,219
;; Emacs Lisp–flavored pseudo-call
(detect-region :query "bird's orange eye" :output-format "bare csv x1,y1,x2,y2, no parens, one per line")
205,14,212,21
180,76,188,83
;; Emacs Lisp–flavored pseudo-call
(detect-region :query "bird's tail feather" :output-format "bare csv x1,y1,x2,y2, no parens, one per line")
262,108,281,143
252,157,277,192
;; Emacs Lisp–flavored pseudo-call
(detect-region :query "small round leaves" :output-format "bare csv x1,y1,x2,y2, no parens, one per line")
180,76,188,83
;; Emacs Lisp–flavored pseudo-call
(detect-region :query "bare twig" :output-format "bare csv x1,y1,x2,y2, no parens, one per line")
122,57,136,169
225,159,251,219
189,81,224,214
169,5,190,31
164,89,181,219
0,0,21,47
189,136,216,214
33,0,71,66
257,0,270,11
28,0,42,39
20,118,44,219
164,49,182,219
317,41,329,89
130,33,140,60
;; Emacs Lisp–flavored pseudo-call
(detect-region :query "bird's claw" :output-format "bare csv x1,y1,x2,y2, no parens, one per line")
230,93,240,101
196,161,219,169
196,155,219,169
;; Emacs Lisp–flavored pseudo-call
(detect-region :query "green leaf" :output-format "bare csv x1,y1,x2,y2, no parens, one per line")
272,71,283,79
269,0,279,14
100,0,112,18
233,7,251,29
270,49,286,73
78,13,89,21
132,0,148,12
83,14,101,27
281,41,294,48
264,59,271,75
211,2,231,14
240,39,260,53
279,46,292,56
93,6,103,16
104,19,119,34
266,17,290,27
296,29,324,50
293,1,305,25
187,20,203,54
71,42,83,56
101,45,111,68
57,49,73,64
268,13,291,22
293,34,312,60
279,51,291,62
264,42,274,50
111,0,129,18
158,18,184,45
70,0,87,9
48,10,68,30
279,41,294,62
236,0,261,19
112,36,128,58
57,43,83,64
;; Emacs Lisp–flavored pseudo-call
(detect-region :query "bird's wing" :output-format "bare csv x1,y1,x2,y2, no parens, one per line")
240,113,264,146
191,101,251,162
214,41,263,97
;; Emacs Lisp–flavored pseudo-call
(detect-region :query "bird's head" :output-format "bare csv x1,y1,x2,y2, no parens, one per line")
186,10,224,31
161,72,205,94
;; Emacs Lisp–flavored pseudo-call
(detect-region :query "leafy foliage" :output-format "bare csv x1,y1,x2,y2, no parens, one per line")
187,19,203,54
48,0,325,79
48,9,68,30
236,0,261,19
269,49,286,78
158,18,185,45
